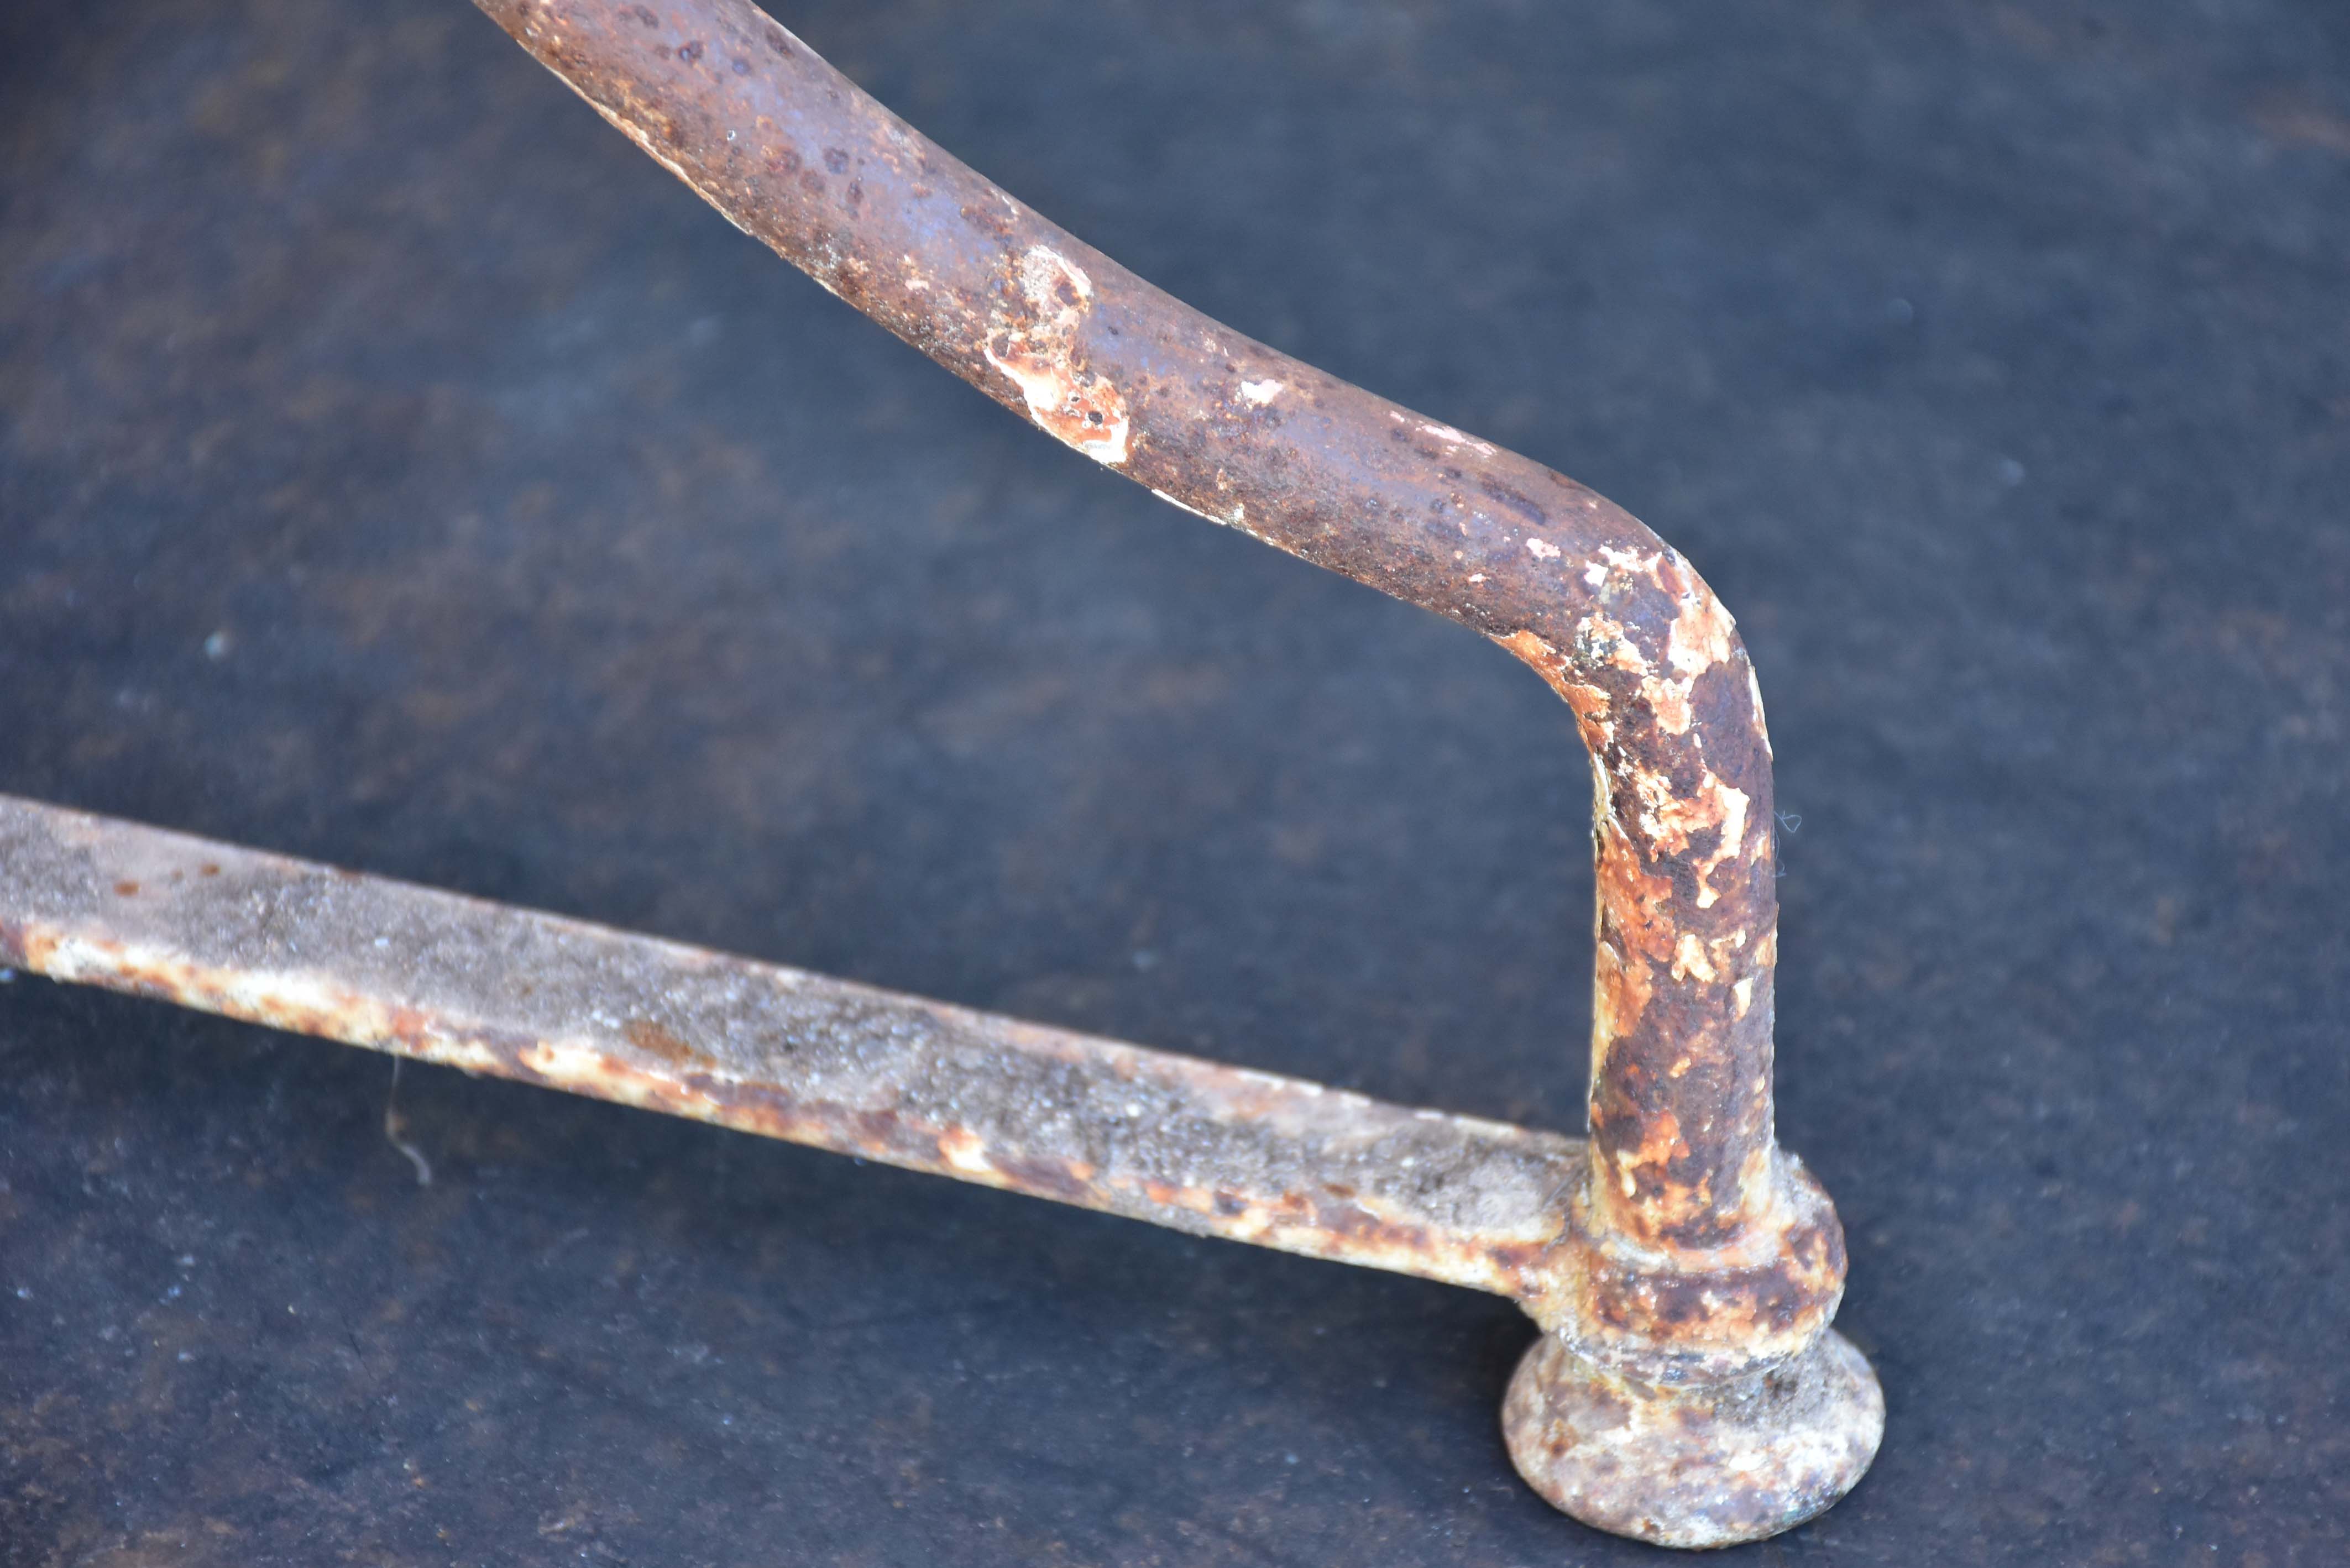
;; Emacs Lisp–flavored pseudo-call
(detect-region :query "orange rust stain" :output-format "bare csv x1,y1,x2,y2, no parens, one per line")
1593,935,1654,1046
1624,767,1750,911
986,337,1129,454
936,1125,992,1173
1496,631,1621,747
1561,681,1612,725
984,245,1130,464
1496,627,1568,685
517,1042,723,1123
1735,1146,1776,1216
1575,612,1652,675
992,1152,1098,1203
621,1017,703,1066
1595,817,1679,965
1636,769,1723,859
1630,1111,1693,1175
1503,632,1620,741
113,881,140,897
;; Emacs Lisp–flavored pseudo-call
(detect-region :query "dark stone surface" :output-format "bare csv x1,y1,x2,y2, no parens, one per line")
2,0,2344,1561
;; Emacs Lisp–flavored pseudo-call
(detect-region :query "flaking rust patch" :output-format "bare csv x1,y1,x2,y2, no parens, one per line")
985,245,1131,464
938,1125,995,1174
1495,630,1616,748
1638,673,1695,735
1671,932,1718,983
1623,559,1743,740
1593,933,1655,1059
1665,574,1737,677
1571,613,1652,676
1634,765,1750,910
1597,816,1681,966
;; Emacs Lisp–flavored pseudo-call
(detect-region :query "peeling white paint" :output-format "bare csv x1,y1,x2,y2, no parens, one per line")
1597,543,1664,585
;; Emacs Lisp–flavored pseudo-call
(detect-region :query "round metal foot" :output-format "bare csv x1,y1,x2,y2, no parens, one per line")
1502,1327,1884,1549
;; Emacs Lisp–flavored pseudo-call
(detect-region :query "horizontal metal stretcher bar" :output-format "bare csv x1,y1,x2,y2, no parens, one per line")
0,793,1576,1298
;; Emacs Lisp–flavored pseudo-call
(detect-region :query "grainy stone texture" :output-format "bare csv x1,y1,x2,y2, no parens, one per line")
1,1,2344,1564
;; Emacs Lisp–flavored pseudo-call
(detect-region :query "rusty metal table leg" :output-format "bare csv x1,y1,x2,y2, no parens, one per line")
7,0,1886,1547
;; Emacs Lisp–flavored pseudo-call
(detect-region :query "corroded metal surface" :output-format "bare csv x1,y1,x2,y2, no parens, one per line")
0,1,1885,1545
0,795,1581,1297
9,0,2341,1558
472,0,1835,1386
1504,1327,1885,1548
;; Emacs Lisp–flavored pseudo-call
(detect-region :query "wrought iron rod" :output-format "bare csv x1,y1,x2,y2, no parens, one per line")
0,795,1576,1295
